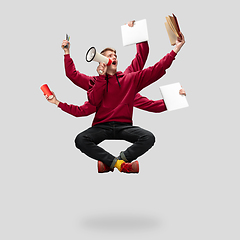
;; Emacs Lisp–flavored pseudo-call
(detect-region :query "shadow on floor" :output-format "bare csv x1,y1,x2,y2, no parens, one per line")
80,212,161,232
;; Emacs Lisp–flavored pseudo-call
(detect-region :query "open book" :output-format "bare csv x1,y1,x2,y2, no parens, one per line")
165,13,181,45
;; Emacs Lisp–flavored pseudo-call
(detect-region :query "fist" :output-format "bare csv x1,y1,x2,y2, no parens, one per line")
127,20,135,27
97,62,107,75
179,88,186,96
61,40,70,54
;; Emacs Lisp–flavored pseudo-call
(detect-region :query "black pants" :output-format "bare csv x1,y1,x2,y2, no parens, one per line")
75,122,155,169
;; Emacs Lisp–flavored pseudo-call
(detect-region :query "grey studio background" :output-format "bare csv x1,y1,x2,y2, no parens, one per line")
0,0,239,239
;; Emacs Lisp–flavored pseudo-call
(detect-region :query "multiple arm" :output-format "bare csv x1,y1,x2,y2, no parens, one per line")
47,43,172,116
61,21,151,91
45,88,186,117
47,29,186,117
87,50,177,107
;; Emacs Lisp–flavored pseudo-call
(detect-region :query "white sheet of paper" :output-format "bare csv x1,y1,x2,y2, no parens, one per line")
159,82,189,111
121,19,149,46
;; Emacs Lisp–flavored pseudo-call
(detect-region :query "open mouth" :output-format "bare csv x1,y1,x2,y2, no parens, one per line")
112,60,117,66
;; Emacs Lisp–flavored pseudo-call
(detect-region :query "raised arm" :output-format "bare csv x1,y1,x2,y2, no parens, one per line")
124,41,149,74
121,20,149,74
64,55,91,91
132,50,177,93
134,33,185,92
62,39,91,91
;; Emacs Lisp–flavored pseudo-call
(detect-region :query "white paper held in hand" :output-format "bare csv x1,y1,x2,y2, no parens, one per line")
121,19,149,46
159,82,189,111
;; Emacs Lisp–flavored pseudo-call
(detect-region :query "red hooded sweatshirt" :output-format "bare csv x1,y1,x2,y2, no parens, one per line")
59,41,167,118
88,50,177,126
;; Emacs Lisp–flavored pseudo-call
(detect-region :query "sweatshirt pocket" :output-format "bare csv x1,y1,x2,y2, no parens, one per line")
96,103,133,122
113,103,132,121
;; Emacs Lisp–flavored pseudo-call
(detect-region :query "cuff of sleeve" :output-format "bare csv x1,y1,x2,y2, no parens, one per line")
97,75,107,80
64,54,70,59
170,50,177,58
58,102,63,109
162,99,167,111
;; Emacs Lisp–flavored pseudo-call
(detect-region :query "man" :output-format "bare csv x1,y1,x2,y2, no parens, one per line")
74,31,185,174
58,21,185,172
45,88,186,171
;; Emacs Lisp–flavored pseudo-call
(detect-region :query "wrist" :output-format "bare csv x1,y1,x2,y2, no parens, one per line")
64,49,70,55
55,100,60,106
173,46,181,54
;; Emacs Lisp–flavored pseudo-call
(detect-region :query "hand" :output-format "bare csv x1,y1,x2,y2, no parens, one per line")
179,88,186,96
127,20,135,27
45,91,60,106
97,62,107,75
61,40,70,54
174,32,185,53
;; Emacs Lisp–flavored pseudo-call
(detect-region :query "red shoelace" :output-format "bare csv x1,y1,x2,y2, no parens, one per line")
121,162,133,172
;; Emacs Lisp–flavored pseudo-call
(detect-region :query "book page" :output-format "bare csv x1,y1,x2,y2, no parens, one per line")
165,22,177,45
169,15,180,37
165,16,176,34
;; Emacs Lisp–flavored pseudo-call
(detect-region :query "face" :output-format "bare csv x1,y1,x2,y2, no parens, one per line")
103,50,118,71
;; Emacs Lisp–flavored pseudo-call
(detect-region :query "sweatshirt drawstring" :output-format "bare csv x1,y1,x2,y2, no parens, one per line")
116,75,121,88
105,74,121,92
105,74,109,92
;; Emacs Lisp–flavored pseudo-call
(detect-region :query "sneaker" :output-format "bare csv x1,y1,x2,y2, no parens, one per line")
121,161,139,173
98,161,114,173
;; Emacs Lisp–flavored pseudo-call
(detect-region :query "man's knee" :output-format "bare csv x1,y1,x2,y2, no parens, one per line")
145,131,155,148
75,133,87,152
